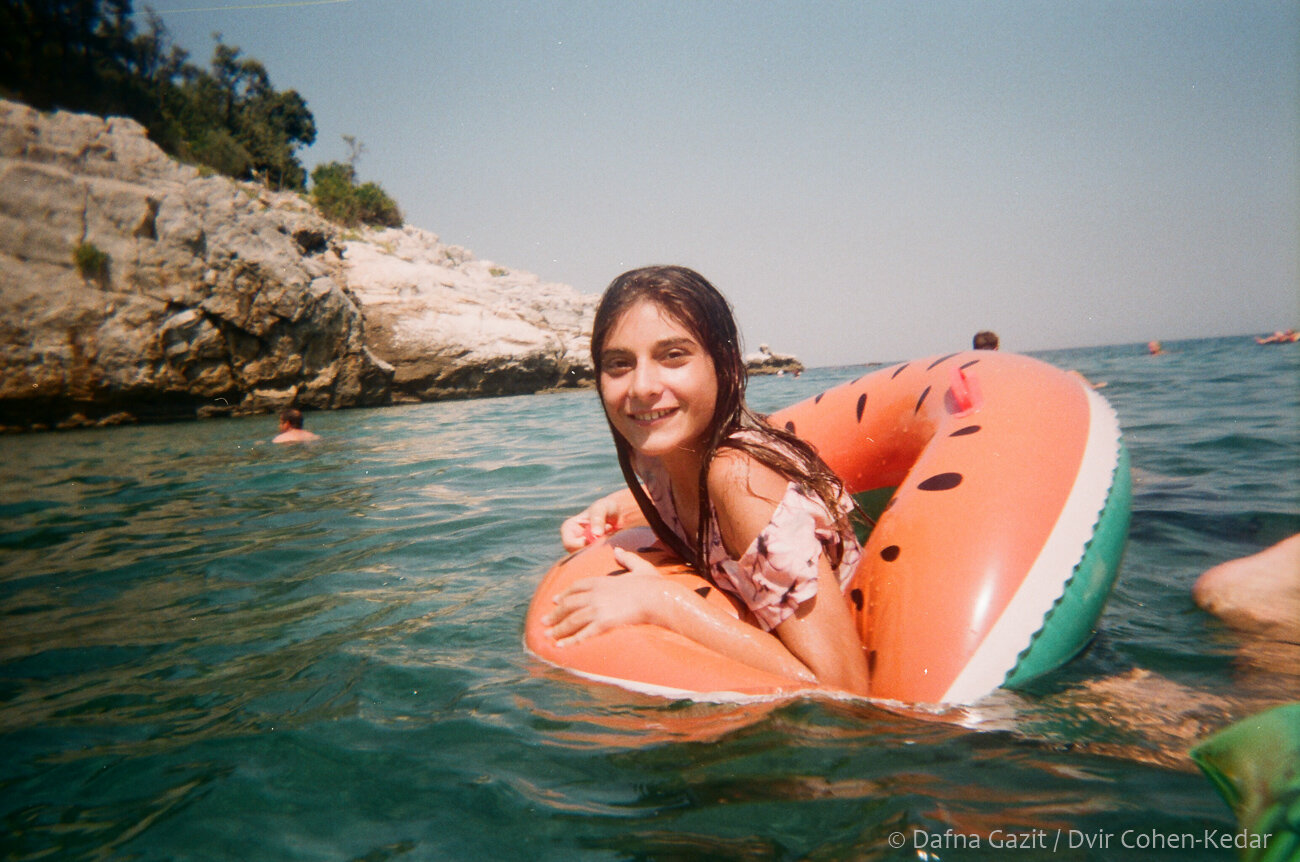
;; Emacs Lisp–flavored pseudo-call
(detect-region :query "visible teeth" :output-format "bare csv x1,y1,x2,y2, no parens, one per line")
634,408,675,421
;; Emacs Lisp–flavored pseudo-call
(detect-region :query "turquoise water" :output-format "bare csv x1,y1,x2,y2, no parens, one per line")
2,336,1297,861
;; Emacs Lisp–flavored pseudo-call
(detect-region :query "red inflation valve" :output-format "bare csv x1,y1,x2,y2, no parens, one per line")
949,365,983,415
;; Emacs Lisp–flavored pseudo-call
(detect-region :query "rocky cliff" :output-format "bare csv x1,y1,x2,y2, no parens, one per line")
339,225,594,402
0,100,796,432
0,98,392,430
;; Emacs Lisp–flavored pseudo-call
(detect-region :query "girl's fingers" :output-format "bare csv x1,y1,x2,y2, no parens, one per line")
560,497,622,550
610,546,652,574
590,493,628,538
548,605,598,645
553,579,593,602
560,515,588,551
544,579,595,625
588,502,612,538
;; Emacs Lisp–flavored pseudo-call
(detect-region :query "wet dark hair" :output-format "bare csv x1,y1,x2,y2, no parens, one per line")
973,330,999,350
591,265,851,569
280,408,305,429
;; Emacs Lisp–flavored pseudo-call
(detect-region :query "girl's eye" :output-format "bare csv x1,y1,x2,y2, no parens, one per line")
602,356,633,374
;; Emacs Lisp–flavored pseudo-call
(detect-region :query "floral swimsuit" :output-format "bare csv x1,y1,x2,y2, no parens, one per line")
634,449,862,632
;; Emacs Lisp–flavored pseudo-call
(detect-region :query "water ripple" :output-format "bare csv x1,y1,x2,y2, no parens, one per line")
0,340,1294,860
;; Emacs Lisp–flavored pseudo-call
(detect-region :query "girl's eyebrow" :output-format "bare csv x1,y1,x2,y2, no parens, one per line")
601,336,699,359
655,336,698,350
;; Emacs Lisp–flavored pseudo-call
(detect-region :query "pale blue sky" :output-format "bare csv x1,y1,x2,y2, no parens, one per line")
147,0,1299,366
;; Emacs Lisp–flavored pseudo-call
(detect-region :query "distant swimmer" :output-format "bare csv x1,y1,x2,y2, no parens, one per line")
1256,329,1298,345
273,408,321,443
1147,340,1165,355
970,329,1104,386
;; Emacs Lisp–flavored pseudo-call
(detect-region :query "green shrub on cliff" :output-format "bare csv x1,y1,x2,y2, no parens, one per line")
311,162,403,228
74,242,111,285
187,128,252,180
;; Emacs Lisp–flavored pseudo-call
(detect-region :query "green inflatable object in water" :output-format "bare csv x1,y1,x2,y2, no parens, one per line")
1191,702,1300,862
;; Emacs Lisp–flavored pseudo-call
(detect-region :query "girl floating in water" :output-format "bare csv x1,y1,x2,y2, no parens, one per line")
545,266,869,694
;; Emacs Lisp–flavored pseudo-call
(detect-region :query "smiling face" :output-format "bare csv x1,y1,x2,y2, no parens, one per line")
598,299,719,468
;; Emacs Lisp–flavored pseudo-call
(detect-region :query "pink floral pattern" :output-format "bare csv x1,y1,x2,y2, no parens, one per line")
635,453,862,631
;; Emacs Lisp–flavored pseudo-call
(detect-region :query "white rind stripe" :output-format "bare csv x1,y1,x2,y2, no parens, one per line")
939,385,1123,704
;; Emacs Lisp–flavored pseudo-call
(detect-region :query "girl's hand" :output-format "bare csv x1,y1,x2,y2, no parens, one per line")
560,493,624,551
543,547,667,645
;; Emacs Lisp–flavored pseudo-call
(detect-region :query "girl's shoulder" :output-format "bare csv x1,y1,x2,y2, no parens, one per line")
707,448,792,559
706,444,790,513
709,428,792,482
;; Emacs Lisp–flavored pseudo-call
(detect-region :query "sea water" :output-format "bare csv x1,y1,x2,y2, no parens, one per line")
1,336,1297,861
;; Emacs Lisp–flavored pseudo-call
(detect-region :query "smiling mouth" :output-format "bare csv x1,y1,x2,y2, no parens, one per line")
631,407,677,422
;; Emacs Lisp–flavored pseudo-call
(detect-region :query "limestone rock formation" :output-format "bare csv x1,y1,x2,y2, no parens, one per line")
0,99,799,432
341,225,594,401
0,98,391,430
745,343,805,376
0,99,596,431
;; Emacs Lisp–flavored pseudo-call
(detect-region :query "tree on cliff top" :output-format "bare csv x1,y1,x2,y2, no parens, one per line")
311,159,403,229
0,0,315,191
0,0,138,119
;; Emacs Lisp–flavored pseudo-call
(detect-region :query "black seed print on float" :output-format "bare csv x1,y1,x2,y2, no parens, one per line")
881,545,900,561
960,359,980,370
927,353,959,370
891,364,910,379
815,392,825,404
856,392,867,422
915,386,931,413
785,421,796,433
950,425,981,437
695,586,712,599
918,473,963,491
850,588,864,611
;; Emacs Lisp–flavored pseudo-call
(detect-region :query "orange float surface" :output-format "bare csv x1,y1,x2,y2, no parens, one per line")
525,351,1129,704
524,527,816,699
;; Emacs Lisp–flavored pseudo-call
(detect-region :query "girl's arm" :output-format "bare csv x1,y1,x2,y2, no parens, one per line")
546,452,870,695
767,558,869,694
708,450,870,695
560,487,646,550
543,546,819,684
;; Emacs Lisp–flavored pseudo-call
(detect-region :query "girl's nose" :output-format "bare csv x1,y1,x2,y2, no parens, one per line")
629,362,661,399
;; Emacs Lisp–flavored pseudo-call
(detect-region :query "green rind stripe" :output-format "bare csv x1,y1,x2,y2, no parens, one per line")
1003,441,1133,688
